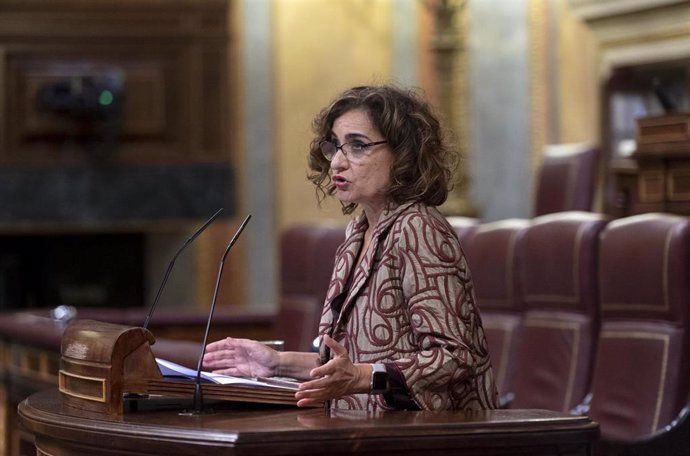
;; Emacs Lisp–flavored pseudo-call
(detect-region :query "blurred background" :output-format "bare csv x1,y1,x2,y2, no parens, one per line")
0,0,688,313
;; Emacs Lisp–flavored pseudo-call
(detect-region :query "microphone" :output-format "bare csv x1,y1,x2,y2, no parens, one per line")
187,213,252,415
143,208,224,330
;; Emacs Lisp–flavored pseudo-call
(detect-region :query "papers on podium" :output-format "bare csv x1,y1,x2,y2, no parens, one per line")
156,358,300,390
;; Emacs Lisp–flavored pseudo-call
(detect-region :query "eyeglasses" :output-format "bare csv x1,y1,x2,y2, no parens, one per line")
319,139,388,162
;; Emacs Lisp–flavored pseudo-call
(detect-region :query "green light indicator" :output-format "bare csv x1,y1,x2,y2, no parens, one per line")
99,90,114,106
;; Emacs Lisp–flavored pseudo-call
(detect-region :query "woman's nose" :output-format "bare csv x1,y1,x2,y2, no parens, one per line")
330,148,348,170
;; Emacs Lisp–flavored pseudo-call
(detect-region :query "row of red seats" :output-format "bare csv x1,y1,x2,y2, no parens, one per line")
452,211,690,453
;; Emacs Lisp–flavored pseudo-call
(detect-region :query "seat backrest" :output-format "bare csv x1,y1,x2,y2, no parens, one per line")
463,219,528,399
510,211,608,412
276,224,345,351
280,224,322,297
589,213,690,441
446,216,479,247
275,295,322,352
534,144,599,216
310,226,347,310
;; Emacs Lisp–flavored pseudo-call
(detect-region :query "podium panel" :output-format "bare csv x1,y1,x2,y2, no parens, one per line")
20,390,599,456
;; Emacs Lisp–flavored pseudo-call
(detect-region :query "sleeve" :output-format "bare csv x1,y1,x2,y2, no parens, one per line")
382,362,420,410
386,211,494,410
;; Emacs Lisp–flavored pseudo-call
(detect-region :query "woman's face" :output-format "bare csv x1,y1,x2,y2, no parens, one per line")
328,109,394,216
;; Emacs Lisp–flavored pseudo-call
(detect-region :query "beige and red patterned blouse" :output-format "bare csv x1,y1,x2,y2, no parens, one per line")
318,202,498,411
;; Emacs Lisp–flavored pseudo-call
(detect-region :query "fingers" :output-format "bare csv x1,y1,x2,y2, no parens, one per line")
296,396,323,408
295,374,341,407
203,348,235,364
308,363,328,379
202,339,240,369
205,337,236,352
295,354,361,407
202,351,250,377
295,384,328,407
298,375,330,392
209,367,243,377
323,334,348,358
202,353,233,370
304,335,353,376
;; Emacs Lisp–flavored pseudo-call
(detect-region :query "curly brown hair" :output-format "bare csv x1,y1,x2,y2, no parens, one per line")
307,85,457,215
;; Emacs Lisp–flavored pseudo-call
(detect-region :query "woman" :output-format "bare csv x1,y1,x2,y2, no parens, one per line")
203,85,497,411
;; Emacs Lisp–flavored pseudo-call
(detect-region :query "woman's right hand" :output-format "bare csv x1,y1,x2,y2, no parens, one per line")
202,337,279,378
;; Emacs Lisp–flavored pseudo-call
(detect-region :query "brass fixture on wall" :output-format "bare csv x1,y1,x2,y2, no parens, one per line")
424,0,478,216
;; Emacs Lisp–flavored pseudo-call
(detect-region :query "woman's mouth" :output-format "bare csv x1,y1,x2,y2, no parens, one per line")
333,175,348,189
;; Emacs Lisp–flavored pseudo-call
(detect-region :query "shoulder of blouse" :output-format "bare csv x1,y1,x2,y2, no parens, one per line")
391,204,463,256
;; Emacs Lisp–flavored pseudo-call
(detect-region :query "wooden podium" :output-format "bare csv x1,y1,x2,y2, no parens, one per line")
20,389,599,456
18,319,600,455
58,319,161,416
57,319,297,418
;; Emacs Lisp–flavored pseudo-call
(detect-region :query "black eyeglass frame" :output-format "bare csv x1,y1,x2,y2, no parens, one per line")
319,139,388,161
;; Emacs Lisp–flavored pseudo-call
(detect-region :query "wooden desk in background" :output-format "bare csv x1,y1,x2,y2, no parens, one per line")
19,389,599,456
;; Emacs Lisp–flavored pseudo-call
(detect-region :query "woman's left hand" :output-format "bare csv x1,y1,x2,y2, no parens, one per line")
295,335,370,407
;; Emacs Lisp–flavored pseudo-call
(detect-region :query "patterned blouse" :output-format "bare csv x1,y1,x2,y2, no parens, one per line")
318,201,498,411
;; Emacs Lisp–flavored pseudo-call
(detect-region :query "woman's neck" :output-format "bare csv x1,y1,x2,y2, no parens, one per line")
362,203,387,231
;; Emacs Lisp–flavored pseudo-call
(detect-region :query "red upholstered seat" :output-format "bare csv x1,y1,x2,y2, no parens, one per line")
510,212,608,412
590,213,690,442
534,144,599,216
446,216,479,247
275,224,345,352
280,224,322,297
310,226,347,315
463,219,528,402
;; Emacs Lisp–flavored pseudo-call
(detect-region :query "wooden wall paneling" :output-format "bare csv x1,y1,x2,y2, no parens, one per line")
3,45,222,165
5,48,176,162
668,165,690,201
0,0,230,166
0,48,6,159
637,165,666,204
201,47,228,158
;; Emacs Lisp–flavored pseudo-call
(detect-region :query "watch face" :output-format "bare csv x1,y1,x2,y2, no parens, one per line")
371,364,388,393
372,371,387,391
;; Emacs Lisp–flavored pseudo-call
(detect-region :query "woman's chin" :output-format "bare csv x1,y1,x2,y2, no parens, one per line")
335,191,355,205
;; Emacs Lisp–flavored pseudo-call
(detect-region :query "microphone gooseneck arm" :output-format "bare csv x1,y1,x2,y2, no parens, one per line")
191,213,252,414
143,208,223,330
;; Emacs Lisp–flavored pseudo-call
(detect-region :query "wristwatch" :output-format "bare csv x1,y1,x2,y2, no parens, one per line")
370,363,388,394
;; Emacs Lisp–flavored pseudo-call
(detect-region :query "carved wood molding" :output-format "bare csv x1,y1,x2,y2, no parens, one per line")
567,0,687,21
567,0,690,77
